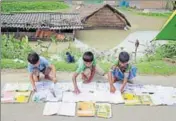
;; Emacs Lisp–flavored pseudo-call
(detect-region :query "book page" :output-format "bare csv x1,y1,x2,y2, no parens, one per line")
43,102,61,116
58,102,76,116
96,103,112,118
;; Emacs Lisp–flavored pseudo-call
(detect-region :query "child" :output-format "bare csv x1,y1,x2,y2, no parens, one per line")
72,51,105,94
108,51,137,93
66,52,75,63
27,52,57,91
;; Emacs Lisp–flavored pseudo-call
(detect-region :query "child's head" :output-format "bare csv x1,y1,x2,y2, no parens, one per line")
83,51,94,67
27,52,40,66
66,52,70,55
118,51,130,67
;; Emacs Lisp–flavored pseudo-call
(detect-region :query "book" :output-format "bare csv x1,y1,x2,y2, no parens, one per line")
123,93,141,105
139,95,152,105
1,91,15,103
3,82,32,92
43,102,61,116
94,90,124,104
77,102,96,117
95,103,112,118
58,102,76,116
43,102,76,116
15,91,31,103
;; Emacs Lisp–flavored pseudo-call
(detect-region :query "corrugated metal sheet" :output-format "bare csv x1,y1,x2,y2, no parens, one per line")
1,12,83,30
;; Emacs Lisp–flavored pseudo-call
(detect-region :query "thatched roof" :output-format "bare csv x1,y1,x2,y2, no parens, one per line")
1,12,83,30
73,4,131,27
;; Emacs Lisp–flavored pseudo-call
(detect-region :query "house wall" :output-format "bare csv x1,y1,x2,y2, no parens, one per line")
129,1,167,9
84,6,126,28
2,31,74,41
103,0,116,6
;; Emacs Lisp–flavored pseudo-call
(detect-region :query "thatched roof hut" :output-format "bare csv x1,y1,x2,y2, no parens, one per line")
73,4,131,29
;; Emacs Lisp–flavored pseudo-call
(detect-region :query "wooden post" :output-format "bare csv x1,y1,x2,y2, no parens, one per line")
17,28,19,38
135,39,139,63
7,29,9,38
73,29,75,41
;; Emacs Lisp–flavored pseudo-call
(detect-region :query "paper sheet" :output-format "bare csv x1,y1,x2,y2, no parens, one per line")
17,83,32,91
1,91,15,103
55,82,74,92
35,81,53,91
46,88,63,102
43,102,61,116
80,82,97,92
32,90,48,102
58,102,76,116
96,83,109,91
3,83,19,91
62,92,96,103
94,91,124,104
3,82,32,92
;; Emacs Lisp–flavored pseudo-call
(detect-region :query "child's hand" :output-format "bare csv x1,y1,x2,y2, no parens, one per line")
73,87,81,94
110,85,116,93
53,77,57,84
33,87,37,92
120,86,125,93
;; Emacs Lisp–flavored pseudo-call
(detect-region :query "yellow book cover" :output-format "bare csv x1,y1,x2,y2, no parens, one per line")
15,91,31,103
77,102,95,117
139,95,152,105
123,93,141,106
96,103,112,118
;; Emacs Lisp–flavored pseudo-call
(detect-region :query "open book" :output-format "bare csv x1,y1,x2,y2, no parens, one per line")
43,102,76,116
96,103,112,118
3,82,32,92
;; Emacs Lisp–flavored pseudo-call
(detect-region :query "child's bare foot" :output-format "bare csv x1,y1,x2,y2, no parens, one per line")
83,80,91,84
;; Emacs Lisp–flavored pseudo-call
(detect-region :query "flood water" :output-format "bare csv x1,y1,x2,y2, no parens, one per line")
29,10,167,53
75,29,131,51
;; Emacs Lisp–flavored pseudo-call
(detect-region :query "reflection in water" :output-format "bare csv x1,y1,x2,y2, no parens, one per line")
75,29,131,51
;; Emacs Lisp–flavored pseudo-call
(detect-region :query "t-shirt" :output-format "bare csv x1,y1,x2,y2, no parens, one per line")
113,60,132,73
76,57,96,73
27,56,50,73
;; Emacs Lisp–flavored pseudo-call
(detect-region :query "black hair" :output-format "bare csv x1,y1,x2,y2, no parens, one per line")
119,51,130,63
27,52,39,65
66,52,70,55
83,51,94,62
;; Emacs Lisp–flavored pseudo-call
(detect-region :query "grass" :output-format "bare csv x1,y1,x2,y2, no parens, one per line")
136,60,176,75
2,1,69,13
118,7,172,18
1,59,27,69
2,59,176,75
52,61,77,72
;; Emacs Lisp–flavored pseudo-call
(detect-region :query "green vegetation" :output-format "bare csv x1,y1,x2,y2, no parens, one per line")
1,59,27,69
1,34,32,60
2,35,176,75
3,0,64,1
2,1,69,13
136,60,176,75
118,7,172,18
2,59,176,75
143,41,176,62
